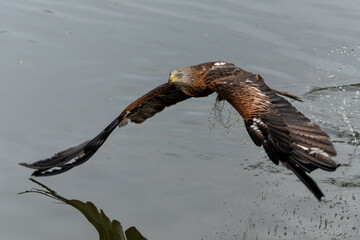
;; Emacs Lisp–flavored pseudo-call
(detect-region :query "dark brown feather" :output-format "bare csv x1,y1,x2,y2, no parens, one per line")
207,71,339,200
270,88,303,102
123,83,191,123
20,83,190,176
286,160,324,200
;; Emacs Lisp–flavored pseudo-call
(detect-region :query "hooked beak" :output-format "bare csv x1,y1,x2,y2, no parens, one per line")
169,74,181,83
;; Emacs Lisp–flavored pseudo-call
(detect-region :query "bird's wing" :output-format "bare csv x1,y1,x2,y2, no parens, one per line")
20,83,191,176
207,73,338,200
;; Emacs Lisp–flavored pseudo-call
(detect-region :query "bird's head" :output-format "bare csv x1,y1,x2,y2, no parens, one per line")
169,68,192,87
169,61,235,86
169,62,234,97
169,66,211,97
168,62,231,97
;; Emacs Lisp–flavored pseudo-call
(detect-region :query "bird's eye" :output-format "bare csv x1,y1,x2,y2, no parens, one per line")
177,73,183,78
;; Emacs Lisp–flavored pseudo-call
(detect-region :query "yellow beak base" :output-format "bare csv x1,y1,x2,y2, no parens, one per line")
170,74,181,83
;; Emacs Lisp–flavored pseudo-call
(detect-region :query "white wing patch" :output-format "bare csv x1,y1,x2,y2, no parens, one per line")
214,61,226,66
309,147,330,158
295,144,330,158
296,144,309,151
253,117,262,124
118,118,129,128
250,121,259,131
251,117,264,131
211,61,228,70
248,117,266,145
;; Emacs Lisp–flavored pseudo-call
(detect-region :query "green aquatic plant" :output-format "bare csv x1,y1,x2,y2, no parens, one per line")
19,179,146,240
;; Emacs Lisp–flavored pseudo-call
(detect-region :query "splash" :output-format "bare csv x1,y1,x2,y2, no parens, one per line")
208,96,241,135
310,44,360,164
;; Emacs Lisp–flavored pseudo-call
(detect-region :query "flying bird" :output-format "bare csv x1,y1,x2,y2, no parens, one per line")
20,61,339,200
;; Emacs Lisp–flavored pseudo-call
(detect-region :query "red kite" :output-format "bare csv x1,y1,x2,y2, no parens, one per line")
20,61,339,200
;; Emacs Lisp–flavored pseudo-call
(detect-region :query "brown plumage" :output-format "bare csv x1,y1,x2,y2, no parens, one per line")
20,61,339,200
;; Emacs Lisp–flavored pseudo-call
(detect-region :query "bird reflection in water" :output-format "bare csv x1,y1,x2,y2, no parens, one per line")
19,179,147,240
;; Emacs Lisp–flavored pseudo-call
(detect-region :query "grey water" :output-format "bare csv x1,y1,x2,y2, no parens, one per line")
1,0,360,239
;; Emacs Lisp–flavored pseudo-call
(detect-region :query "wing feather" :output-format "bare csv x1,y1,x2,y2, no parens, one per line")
125,83,190,123
208,73,339,200
20,83,190,176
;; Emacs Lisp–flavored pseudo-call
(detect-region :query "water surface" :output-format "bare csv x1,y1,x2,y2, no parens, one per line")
1,0,360,239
